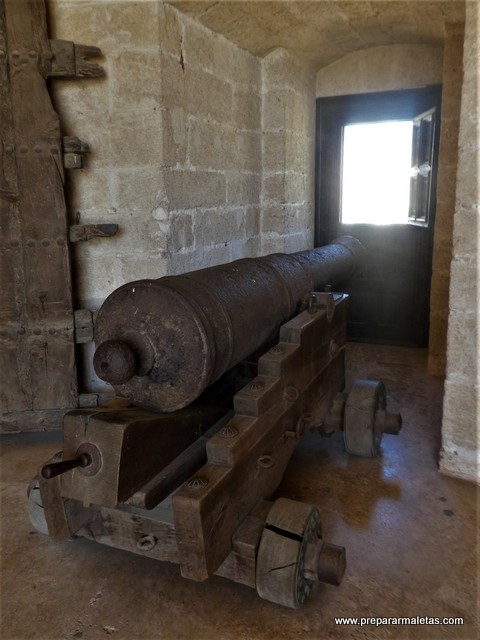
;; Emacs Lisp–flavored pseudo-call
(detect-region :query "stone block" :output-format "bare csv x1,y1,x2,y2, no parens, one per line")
164,170,226,209
53,76,109,127
161,50,187,110
67,168,112,219
448,260,479,313
181,11,260,87
261,234,287,255
163,107,188,168
262,90,289,131
194,209,244,247
73,238,169,304
181,16,218,73
116,250,170,283
452,206,480,257
439,443,479,483
236,130,262,171
438,121,461,162
159,4,183,58
263,131,310,174
164,248,200,277
244,236,261,257
285,133,312,173
283,233,312,254
229,240,250,261
184,67,233,125
442,378,479,449
110,50,162,112
226,172,261,206
261,205,287,234
459,80,480,128
188,118,237,171
215,47,260,89
315,44,443,98
232,90,261,131
51,1,162,50
263,132,286,173
104,110,163,169
262,172,308,205
193,244,233,269
262,204,312,236
262,48,314,95
169,212,194,251
262,89,310,133
112,167,161,216
243,207,261,239
445,312,478,377
455,135,479,208
261,231,311,256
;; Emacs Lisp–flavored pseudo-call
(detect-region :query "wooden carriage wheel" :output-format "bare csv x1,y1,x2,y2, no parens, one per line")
256,498,323,608
344,379,387,457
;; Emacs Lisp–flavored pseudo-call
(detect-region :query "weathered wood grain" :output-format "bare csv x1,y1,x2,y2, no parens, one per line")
0,0,77,426
173,298,348,582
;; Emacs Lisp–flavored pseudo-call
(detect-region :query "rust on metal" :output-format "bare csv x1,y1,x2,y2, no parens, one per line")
93,236,364,412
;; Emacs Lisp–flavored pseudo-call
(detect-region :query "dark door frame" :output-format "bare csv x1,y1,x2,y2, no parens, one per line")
315,86,442,245
315,86,442,347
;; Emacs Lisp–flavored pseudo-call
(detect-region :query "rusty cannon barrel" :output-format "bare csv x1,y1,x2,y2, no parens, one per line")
93,236,364,412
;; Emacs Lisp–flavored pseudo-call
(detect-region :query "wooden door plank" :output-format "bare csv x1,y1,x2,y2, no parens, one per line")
0,0,27,413
1,0,77,424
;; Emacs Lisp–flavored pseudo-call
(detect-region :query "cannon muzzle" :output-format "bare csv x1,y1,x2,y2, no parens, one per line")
93,236,364,411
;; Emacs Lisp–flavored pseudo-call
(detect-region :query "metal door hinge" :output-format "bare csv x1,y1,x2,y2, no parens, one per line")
48,39,105,79
69,223,118,243
74,309,97,343
63,136,90,170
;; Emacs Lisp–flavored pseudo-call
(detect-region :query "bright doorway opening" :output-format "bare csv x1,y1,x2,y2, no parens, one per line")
341,120,414,225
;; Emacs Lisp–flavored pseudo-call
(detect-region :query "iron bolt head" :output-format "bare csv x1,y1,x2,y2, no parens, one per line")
137,535,157,551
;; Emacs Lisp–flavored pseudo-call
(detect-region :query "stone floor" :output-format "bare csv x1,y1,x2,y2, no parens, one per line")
1,344,478,640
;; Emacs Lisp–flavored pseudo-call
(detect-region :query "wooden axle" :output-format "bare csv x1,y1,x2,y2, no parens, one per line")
29,478,346,609
41,453,91,479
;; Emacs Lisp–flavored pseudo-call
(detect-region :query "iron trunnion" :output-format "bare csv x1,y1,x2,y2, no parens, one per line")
29,236,402,609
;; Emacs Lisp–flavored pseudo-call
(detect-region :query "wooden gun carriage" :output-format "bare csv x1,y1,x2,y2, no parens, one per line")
29,237,401,608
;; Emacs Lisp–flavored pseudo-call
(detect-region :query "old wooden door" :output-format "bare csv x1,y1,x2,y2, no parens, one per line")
315,87,442,347
0,0,102,431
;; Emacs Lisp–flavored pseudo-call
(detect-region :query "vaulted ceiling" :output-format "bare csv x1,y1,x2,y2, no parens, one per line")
169,1,466,68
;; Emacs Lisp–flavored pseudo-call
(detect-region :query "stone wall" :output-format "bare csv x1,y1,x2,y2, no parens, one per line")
48,2,318,392
316,44,443,97
440,2,479,483
48,1,262,311
428,25,465,376
260,49,316,254
48,2,265,392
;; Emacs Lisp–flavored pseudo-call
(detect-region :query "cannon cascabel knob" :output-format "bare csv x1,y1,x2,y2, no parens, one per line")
94,339,137,385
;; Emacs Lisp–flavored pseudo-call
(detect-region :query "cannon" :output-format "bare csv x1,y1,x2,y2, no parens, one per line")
92,235,363,411
29,237,402,609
